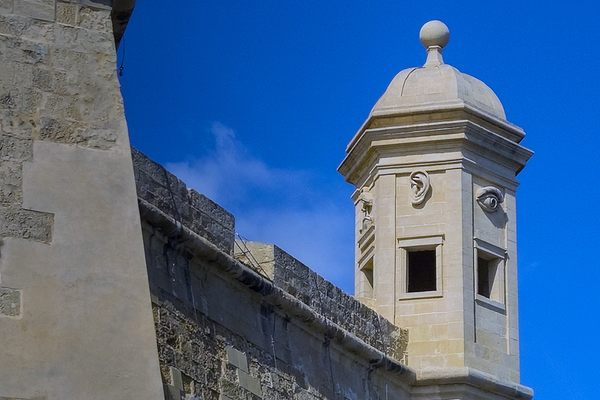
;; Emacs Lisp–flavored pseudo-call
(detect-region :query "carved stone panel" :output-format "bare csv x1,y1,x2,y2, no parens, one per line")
410,170,431,206
476,186,504,213
358,187,374,234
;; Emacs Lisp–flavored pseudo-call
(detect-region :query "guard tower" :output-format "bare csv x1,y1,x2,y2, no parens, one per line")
339,21,532,383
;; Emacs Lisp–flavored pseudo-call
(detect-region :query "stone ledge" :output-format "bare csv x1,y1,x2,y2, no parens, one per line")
235,241,409,361
413,367,533,400
140,198,414,382
133,148,235,255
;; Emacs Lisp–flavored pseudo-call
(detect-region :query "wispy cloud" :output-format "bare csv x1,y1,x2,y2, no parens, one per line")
166,122,355,292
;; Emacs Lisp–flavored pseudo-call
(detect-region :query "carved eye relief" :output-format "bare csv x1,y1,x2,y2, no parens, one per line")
410,170,431,206
476,186,504,213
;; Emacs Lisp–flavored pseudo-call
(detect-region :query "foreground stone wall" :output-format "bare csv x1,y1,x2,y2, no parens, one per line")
134,150,413,400
0,2,163,399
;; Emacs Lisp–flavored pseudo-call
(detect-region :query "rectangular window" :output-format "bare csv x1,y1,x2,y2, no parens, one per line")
407,250,437,293
477,257,494,298
362,258,374,298
474,239,506,307
397,235,443,300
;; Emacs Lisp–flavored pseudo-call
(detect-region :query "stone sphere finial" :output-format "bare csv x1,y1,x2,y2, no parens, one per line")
419,20,450,49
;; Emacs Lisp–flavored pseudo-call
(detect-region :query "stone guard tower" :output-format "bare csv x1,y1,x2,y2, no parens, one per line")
339,21,533,386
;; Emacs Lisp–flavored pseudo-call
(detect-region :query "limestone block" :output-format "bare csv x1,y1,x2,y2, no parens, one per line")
14,0,55,22
0,161,22,206
226,346,248,372
0,287,21,317
78,6,111,32
56,2,78,26
0,207,53,242
32,67,52,91
169,366,184,391
0,0,13,13
238,370,262,397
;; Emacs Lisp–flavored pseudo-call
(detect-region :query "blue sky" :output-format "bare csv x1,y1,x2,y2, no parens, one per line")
119,1,599,398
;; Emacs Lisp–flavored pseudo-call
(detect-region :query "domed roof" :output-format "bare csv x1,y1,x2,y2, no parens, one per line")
371,21,506,120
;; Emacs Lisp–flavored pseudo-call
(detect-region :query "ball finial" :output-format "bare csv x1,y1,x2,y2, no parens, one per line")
419,20,450,49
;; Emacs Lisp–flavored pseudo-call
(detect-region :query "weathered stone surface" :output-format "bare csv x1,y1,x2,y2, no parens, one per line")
151,295,410,400
78,6,110,32
0,135,32,162
0,207,52,242
56,2,78,26
14,0,55,22
0,0,165,399
133,148,236,255
142,181,412,399
0,0,13,13
0,287,21,317
0,161,22,206
235,242,408,361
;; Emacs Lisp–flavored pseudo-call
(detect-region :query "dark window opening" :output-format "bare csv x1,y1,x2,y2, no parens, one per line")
363,259,374,298
407,250,436,292
477,257,492,298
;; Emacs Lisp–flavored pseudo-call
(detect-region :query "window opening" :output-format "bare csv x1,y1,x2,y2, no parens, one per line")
407,250,436,292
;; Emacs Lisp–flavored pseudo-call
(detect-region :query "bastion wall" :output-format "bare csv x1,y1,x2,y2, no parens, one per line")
133,149,413,400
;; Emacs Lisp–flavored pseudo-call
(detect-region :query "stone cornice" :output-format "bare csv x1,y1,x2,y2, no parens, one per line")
413,367,533,399
338,117,533,186
347,102,525,153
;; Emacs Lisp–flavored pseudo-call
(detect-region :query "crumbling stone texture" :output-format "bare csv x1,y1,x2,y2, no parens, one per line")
236,242,409,361
14,0,55,22
144,208,411,400
0,287,21,317
271,244,408,360
0,3,121,151
0,0,127,243
55,2,77,26
153,297,407,400
133,148,235,255
0,161,22,206
0,0,14,14
0,208,52,242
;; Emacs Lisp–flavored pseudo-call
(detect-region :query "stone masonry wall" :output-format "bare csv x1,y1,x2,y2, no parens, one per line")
0,0,118,319
0,0,126,251
133,148,235,255
135,150,412,399
143,222,412,400
236,242,408,362
0,2,165,398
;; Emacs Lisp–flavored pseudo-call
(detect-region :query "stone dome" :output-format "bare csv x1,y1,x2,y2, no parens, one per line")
371,21,506,120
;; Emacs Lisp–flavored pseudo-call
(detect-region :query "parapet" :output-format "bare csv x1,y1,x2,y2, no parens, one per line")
132,148,235,254
235,241,408,361
133,147,408,363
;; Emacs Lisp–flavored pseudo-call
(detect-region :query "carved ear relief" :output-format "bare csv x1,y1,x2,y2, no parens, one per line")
476,186,504,212
410,171,430,206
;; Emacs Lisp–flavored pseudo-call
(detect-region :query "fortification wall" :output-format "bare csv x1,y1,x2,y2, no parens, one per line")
133,150,413,400
0,1,163,399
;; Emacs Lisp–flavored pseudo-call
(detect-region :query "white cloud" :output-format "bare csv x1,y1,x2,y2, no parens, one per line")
166,122,355,292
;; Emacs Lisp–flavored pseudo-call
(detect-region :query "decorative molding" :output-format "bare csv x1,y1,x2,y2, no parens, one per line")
473,238,507,259
409,170,431,206
476,186,504,213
